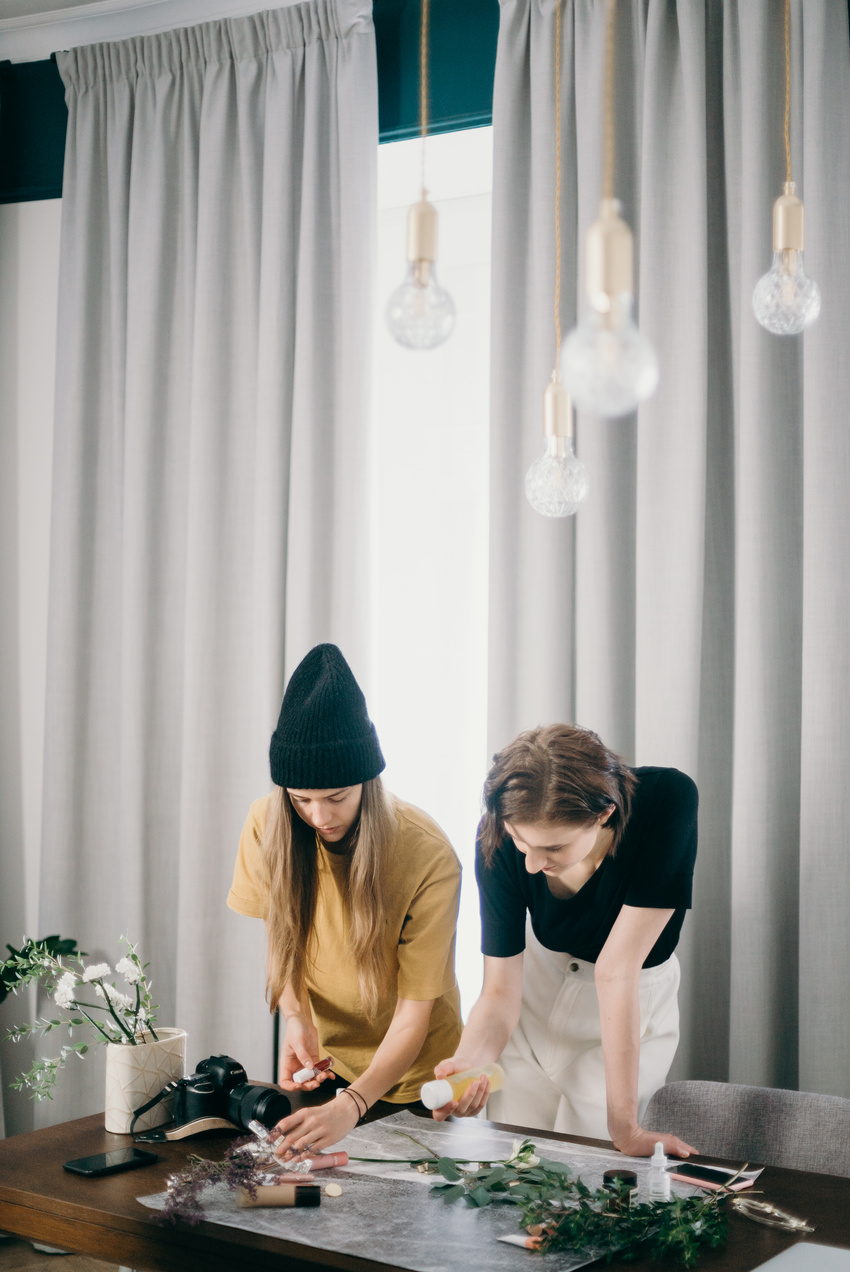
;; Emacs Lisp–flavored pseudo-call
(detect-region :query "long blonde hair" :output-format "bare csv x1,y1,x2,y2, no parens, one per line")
263,778,396,1021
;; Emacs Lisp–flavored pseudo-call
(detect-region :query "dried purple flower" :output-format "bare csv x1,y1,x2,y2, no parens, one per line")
158,1139,263,1224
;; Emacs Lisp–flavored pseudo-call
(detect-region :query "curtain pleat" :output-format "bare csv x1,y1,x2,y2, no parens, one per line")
490,0,850,1095
37,0,376,1124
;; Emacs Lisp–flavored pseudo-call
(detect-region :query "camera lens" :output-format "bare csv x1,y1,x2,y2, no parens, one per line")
227,1083,291,1130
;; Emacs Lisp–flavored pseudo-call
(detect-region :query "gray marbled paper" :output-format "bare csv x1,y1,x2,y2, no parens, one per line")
137,1109,694,1272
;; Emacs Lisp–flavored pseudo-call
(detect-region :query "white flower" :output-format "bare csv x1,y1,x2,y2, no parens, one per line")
53,973,77,1009
94,983,132,1010
508,1138,539,1168
81,963,111,982
136,1005,148,1024
106,985,133,1010
115,957,141,985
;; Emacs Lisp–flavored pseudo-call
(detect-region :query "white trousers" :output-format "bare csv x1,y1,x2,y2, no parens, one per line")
486,921,681,1139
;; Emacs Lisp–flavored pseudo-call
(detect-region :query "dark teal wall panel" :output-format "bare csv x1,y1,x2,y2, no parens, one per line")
0,58,67,203
0,0,498,204
375,0,499,141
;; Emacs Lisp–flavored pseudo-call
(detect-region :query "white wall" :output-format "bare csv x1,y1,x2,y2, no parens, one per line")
0,198,61,1136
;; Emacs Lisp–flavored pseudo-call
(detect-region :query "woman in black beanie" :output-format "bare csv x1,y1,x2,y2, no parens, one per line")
228,644,463,1154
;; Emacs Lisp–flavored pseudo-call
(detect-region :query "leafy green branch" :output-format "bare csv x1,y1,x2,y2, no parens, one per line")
419,1135,730,1267
2,935,159,1100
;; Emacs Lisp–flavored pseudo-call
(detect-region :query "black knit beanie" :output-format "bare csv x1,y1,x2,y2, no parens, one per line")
269,644,385,789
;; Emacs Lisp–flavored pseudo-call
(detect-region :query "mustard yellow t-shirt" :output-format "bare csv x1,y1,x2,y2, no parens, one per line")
227,793,463,1103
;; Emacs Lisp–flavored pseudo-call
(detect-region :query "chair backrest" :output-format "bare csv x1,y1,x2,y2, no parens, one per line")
643,1081,850,1177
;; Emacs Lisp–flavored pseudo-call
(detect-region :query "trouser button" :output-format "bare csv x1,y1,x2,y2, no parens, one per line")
569,962,579,972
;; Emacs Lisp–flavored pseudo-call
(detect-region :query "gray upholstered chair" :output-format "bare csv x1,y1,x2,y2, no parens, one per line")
643,1081,850,1177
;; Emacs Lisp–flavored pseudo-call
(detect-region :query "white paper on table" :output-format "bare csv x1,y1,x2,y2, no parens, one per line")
750,1244,850,1272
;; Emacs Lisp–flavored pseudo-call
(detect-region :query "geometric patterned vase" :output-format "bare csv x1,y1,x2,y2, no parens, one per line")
104,1028,187,1134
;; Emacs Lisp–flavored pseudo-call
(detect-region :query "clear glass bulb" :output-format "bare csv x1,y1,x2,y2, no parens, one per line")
525,437,589,518
752,250,821,335
561,293,659,418
385,262,456,351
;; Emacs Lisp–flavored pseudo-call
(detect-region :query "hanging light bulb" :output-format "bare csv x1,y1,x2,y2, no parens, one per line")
385,197,456,350
561,198,658,417
526,380,589,518
752,0,820,336
385,0,455,352
752,183,820,334
560,0,657,419
526,0,589,518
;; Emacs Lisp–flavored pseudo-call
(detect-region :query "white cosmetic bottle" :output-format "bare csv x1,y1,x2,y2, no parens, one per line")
648,1142,671,1203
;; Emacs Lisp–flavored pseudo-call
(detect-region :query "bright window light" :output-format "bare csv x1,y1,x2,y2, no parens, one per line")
369,127,493,1016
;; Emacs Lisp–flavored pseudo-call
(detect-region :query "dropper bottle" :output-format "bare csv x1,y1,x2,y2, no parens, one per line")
648,1141,671,1202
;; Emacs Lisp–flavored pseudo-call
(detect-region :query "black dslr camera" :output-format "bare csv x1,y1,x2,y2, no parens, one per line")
176,1055,290,1130
133,1054,290,1141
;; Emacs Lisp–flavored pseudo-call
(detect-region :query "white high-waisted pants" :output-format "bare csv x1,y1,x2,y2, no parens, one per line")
486,920,681,1139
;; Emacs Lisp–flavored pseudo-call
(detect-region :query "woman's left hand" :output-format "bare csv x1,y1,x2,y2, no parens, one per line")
612,1125,697,1159
272,1091,361,1158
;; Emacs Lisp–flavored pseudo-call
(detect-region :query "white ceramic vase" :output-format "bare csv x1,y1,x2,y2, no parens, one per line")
104,1028,187,1134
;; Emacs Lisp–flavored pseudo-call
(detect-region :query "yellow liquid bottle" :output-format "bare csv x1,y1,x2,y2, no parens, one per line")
420,1063,505,1110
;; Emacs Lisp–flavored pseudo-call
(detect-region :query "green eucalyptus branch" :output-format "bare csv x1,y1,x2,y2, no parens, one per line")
91,979,136,1044
2,936,160,1100
424,1140,731,1267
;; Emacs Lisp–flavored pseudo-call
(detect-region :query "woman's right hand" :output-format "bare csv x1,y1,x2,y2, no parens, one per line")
429,1056,490,1122
278,1014,334,1091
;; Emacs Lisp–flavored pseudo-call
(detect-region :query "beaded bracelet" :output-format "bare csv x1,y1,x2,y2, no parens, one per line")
339,1086,369,1124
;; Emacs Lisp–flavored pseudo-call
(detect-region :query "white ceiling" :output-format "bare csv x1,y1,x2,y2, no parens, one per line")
3,0,95,18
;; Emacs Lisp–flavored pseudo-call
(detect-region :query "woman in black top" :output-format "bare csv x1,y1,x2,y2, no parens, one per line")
431,724,699,1158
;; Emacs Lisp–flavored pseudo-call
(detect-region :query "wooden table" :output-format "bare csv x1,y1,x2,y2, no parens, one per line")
0,1110,847,1272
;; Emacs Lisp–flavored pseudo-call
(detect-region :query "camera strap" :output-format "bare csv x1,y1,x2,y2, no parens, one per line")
131,1082,240,1143
130,1080,182,1140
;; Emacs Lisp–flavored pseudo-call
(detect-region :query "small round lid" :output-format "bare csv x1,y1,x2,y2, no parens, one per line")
419,1078,454,1110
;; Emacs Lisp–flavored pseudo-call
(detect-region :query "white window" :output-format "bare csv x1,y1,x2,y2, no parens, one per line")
370,128,493,1014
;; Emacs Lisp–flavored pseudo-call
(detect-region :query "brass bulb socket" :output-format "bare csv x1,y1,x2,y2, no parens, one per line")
586,198,633,309
407,198,438,265
544,381,574,440
773,182,804,252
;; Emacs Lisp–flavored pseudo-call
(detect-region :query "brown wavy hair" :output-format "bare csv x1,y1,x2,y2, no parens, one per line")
478,724,636,864
263,778,396,1021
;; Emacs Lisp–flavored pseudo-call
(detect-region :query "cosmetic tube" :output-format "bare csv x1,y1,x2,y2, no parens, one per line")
420,1063,505,1110
303,1151,349,1171
292,1057,333,1084
237,1184,321,1208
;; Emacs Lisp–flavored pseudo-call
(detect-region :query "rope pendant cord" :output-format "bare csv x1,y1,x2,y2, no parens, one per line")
553,0,562,376
784,0,792,184
603,0,617,202
420,0,430,199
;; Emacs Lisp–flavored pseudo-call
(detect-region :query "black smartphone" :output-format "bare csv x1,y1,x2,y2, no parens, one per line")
63,1147,160,1177
668,1162,743,1186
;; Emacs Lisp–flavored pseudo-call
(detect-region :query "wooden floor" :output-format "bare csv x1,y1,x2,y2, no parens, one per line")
0,1238,118,1272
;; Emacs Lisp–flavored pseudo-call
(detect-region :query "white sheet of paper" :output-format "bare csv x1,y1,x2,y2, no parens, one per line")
752,1244,850,1272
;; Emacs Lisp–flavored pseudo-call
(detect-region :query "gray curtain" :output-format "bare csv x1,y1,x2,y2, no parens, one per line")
33,0,377,1125
489,0,850,1095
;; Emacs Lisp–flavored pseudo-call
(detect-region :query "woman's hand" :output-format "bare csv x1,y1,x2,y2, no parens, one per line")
429,1057,490,1122
612,1124,697,1159
272,1091,360,1156
277,1013,334,1092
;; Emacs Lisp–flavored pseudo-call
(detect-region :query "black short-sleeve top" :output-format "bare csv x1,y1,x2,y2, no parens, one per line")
476,766,698,968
